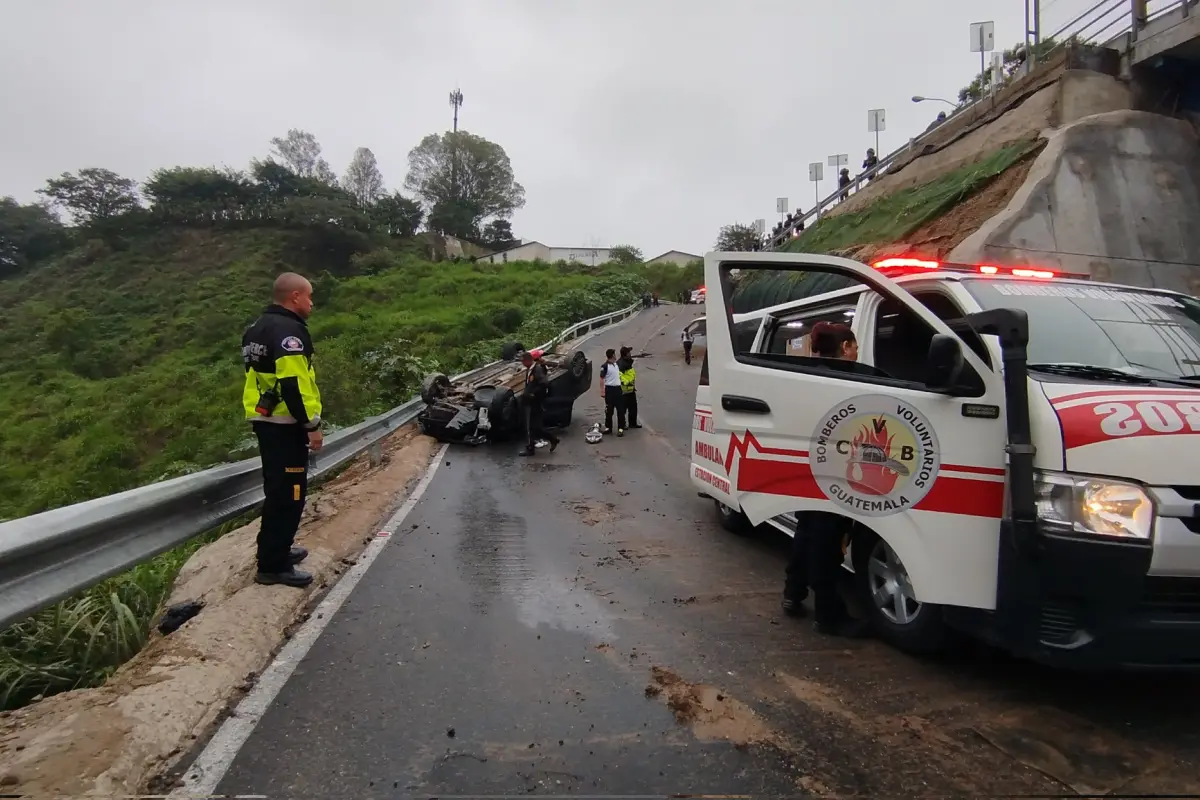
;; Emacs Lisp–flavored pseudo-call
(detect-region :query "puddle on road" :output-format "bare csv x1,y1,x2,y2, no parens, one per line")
458,485,535,615
514,574,617,643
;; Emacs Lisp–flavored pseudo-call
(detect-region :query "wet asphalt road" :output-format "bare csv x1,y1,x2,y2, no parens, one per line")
216,305,1200,797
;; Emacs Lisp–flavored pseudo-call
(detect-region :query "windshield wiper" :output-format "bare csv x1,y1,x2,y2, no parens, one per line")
1027,363,1153,383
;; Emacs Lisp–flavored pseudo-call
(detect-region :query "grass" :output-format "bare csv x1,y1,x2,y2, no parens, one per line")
731,142,1042,313
0,227,703,709
782,140,1041,255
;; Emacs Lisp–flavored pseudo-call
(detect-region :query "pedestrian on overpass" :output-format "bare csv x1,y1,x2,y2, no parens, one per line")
519,349,559,457
618,346,641,429
241,272,324,588
599,348,625,436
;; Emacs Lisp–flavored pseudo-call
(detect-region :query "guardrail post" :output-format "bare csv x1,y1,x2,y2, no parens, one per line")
367,441,383,467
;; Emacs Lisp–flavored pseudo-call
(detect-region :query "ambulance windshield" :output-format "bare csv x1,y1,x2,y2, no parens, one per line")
963,279,1200,380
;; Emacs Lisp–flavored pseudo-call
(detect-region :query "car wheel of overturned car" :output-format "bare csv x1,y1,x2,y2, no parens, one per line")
500,341,526,361
488,386,520,435
567,350,588,380
714,500,753,535
853,530,947,654
420,373,451,405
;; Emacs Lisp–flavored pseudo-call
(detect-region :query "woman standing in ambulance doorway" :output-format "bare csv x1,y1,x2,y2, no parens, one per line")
782,321,868,638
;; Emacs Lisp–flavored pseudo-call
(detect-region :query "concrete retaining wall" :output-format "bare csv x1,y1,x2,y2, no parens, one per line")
949,109,1200,295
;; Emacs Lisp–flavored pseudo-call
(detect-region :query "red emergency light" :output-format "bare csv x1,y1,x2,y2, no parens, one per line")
870,257,1088,281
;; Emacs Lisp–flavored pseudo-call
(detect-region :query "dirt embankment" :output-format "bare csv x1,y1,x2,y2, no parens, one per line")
0,427,439,797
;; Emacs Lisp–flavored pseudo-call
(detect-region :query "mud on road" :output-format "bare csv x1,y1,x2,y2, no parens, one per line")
193,305,1198,797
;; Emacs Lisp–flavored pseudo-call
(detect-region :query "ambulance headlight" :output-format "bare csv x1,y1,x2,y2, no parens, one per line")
1034,471,1153,540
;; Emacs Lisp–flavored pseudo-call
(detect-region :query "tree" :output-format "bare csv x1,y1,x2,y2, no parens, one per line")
0,197,67,277
371,192,424,238
480,219,516,250
609,245,643,265
715,223,761,252
957,37,1060,103
404,130,525,239
143,167,256,224
269,129,338,185
342,147,385,206
38,168,140,225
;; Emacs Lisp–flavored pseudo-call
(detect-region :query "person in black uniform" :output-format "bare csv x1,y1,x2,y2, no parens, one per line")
617,346,641,429
782,321,867,637
241,272,324,588
519,349,559,457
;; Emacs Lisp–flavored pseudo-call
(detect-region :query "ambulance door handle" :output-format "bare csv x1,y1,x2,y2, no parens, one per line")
722,395,770,414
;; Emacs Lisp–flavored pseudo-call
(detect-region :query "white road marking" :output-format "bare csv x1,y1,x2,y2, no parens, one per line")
171,443,450,797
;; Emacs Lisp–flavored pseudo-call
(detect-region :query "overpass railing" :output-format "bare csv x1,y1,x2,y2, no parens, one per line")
764,0,1191,252
0,299,643,630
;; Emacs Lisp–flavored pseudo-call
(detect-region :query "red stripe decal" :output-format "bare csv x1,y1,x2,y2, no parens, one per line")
914,475,1005,517
1055,397,1200,449
1048,388,1200,405
942,463,1006,476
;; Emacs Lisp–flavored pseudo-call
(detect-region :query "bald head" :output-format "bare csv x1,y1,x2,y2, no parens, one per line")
272,272,314,319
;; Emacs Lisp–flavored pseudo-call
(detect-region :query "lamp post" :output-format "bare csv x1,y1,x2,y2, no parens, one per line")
912,95,958,108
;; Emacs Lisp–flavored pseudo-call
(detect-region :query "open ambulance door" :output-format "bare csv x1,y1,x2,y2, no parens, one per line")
704,251,1008,613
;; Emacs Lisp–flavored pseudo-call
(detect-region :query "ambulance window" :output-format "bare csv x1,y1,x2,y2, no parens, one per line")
766,303,856,356
873,296,985,393
911,291,991,367
733,319,760,355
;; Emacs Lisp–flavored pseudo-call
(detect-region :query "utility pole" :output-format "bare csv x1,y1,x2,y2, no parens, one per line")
449,88,464,133
1025,0,1042,71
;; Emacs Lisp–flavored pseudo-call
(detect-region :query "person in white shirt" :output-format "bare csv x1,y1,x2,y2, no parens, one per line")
598,348,625,435
681,327,694,364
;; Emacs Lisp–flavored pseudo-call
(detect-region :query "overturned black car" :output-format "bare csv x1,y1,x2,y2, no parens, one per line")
416,343,593,445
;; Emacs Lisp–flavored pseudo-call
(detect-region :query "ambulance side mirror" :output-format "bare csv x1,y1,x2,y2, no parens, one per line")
925,334,965,392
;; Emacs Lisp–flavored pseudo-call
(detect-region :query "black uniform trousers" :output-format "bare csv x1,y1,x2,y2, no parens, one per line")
784,510,850,625
525,398,557,448
604,385,626,431
624,391,638,426
254,422,309,573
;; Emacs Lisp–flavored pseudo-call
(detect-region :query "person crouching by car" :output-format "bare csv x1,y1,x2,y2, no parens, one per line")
618,346,641,429
600,348,625,436
519,349,559,457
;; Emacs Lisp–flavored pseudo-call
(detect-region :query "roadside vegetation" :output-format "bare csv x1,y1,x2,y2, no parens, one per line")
0,128,700,710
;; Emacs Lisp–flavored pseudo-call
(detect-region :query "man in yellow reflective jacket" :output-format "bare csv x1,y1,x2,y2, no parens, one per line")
241,272,323,587
617,346,641,429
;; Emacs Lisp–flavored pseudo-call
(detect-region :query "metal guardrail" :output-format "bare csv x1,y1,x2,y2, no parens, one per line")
763,0,1189,252
0,298,643,630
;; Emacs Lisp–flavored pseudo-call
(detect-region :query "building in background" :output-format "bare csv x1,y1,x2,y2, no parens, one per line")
482,241,612,265
646,250,701,266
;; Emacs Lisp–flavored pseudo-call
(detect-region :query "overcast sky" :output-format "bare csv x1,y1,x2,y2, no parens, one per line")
2,0,1108,258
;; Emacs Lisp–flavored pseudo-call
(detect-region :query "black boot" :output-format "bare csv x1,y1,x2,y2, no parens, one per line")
255,568,314,588
781,597,808,618
519,445,536,457
289,546,308,565
549,437,560,452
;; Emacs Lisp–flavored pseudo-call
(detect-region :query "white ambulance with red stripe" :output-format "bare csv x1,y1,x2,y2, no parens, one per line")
692,250,1200,669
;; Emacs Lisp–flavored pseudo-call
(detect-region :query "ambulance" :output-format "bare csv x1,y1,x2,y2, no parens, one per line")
692,250,1200,669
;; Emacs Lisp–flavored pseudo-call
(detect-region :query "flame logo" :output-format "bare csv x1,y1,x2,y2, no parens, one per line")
846,416,908,496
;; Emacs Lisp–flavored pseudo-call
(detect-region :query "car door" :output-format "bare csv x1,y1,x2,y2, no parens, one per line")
705,252,1008,611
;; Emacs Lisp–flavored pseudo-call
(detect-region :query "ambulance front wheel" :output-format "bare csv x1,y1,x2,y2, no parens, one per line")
714,500,753,536
853,531,947,654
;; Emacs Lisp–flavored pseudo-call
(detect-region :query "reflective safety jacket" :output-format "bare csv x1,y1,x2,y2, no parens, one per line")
241,304,323,429
617,356,637,395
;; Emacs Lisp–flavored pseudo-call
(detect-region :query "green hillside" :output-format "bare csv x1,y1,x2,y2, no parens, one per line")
0,229,660,521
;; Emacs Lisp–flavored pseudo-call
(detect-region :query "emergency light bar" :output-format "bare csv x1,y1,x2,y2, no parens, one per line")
870,257,1090,281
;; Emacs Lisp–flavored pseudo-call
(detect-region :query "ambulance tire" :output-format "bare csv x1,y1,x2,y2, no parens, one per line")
714,500,753,536
853,531,947,655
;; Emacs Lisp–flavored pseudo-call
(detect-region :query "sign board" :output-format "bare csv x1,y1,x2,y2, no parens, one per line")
867,109,886,133
775,197,789,213
808,162,824,182
827,154,848,168
970,20,995,52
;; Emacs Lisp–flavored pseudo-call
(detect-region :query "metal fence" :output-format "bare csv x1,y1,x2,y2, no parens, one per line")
764,0,1192,252
0,299,643,630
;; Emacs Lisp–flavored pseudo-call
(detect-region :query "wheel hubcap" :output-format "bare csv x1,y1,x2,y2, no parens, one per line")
866,540,921,625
